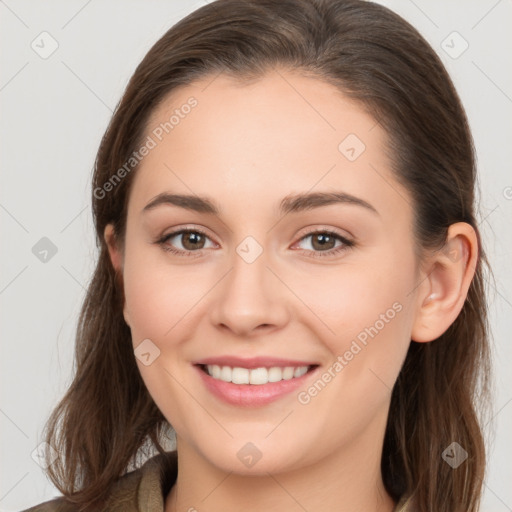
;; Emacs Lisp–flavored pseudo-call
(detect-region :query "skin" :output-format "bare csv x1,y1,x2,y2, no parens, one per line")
104,68,478,512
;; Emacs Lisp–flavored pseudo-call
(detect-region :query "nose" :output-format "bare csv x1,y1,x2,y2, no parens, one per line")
209,246,290,338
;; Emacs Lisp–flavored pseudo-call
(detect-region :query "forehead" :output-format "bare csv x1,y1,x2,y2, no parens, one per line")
146,68,381,161
129,69,411,224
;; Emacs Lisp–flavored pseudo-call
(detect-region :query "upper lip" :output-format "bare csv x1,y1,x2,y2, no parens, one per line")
194,356,318,369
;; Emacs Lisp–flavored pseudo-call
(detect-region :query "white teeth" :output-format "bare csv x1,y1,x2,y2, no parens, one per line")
231,367,249,384
282,367,294,380
249,367,268,385
267,367,282,383
220,365,231,381
205,365,310,385
294,366,308,378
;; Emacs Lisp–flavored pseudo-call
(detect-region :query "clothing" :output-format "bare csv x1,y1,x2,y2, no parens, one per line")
22,450,415,511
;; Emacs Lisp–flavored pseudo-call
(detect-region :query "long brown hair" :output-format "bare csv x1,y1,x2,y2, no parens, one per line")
41,1,493,510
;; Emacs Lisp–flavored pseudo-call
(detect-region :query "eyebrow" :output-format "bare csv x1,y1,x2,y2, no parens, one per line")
142,191,379,216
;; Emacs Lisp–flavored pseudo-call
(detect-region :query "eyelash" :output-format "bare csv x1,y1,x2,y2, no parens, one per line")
156,228,355,259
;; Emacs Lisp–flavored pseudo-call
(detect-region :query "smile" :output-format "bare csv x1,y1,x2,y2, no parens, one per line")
203,364,311,385
194,362,319,407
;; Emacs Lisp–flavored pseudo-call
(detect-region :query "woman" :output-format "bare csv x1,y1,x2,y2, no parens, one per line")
24,0,492,511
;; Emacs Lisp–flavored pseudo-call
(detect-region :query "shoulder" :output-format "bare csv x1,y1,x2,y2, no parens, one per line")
20,451,178,512
19,469,143,512
21,496,76,512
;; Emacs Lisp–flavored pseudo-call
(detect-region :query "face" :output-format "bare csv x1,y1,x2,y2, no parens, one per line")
109,69,422,475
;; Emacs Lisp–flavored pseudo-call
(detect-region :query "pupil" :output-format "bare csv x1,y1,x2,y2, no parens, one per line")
184,232,204,250
313,233,334,250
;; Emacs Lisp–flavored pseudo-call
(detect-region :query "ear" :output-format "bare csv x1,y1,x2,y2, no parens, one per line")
104,223,131,327
411,222,478,343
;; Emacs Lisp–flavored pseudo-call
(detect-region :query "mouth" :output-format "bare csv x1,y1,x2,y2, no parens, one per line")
196,363,318,385
193,362,320,407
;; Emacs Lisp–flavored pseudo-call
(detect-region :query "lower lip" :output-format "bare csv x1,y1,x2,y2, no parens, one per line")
194,365,318,407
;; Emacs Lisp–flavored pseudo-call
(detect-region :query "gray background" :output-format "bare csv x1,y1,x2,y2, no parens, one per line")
1,1,511,510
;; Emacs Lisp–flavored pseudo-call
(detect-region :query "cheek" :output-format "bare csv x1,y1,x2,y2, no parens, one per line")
121,246,205,425
294,267,414,434
121,232,210,343
301,251,415,384
302,262,411,339
124,267,200,344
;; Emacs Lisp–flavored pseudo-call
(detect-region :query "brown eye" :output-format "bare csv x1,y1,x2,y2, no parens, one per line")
158,228,216,255
310,233,337,251
180,231,206,250
294,230,355,259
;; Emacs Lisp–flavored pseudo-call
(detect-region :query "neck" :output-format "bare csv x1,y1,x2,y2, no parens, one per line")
164,430,396,512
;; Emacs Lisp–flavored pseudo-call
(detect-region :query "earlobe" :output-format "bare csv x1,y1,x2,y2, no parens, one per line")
411,222,478,343
104,224,131,327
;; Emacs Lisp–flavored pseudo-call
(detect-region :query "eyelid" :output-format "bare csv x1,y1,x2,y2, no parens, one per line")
160,224,217,242
293,224,353,242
